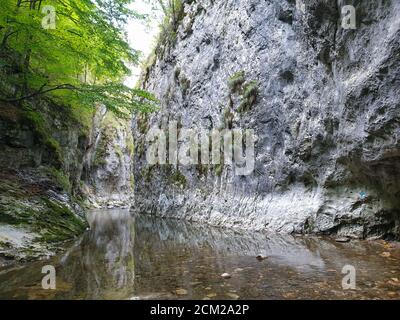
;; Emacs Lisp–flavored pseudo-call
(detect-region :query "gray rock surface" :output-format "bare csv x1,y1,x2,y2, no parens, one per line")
132,0,400,239
82,108,134,209
0,99,89,262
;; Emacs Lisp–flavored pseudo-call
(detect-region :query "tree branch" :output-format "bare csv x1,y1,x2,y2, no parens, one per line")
0,83,78,102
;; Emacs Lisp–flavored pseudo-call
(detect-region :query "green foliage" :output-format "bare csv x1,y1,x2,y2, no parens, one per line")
228,71,246,93
0,0,158,117
238,80,258,112
169,169,187,188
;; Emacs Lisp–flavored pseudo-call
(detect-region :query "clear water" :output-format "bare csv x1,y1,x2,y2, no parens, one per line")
0,209,399,300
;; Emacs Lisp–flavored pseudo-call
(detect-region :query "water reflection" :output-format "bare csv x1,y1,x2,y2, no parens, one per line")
0,209,399,299
58,209,136,299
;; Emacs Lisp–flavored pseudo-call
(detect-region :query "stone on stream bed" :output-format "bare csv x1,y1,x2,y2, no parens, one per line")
335,237,351,243
175,288,188,295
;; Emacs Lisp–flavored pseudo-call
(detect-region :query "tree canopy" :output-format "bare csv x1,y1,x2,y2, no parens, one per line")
0,0,158,117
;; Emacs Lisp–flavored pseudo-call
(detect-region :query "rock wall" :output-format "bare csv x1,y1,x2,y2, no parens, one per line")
0,99,89,262
133,0,400,239
82,108,135,209
0,98,134,262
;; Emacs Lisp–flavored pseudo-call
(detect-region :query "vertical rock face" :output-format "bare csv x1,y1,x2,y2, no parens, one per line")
133,0,400,239
0,96,136,262
82,108,134,208
0,99,89,261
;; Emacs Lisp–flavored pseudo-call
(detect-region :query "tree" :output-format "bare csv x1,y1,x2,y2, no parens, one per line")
0,0,158,117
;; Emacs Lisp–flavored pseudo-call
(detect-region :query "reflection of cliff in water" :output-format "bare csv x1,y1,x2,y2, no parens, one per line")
0,210,398,300
58,209,136,299
135,214,327,272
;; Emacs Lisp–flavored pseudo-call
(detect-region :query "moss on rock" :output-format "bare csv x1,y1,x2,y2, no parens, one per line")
228,71,246,93
238,80,259,112
169,170,187,188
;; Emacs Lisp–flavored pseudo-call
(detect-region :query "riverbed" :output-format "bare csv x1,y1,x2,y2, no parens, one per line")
0,209,399,299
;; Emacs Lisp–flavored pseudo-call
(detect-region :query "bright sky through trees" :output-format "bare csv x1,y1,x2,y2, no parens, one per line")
125,0,162,87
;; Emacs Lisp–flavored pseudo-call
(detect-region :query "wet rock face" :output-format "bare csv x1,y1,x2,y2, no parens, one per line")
82,109,134,209
133,0,400,239
0,100,89,262
0,98,134,261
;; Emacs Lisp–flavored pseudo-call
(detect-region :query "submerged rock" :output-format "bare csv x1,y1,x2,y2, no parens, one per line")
335,237,351,243
256,254,268,261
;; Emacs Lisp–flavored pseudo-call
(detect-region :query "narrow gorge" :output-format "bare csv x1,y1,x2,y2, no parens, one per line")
0,0,400,301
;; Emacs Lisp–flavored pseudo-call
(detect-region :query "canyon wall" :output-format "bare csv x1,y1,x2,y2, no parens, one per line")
0,98,134,262
133,0,400,239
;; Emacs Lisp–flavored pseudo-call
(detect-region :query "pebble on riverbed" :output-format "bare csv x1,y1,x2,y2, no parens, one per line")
175,288,188,295
335,237,350,243
256,254,268,261
221,273,231,279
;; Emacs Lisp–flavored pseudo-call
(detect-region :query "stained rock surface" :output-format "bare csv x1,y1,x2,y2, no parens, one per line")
132,0,400,239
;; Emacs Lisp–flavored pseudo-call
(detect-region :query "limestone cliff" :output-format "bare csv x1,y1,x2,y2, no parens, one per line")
82,107,135,209
133,0,400,239
0,99,134,263
0,99,89,262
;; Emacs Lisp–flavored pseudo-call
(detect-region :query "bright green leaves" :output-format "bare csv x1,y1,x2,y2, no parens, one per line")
0,0,157,116
73,82,159,118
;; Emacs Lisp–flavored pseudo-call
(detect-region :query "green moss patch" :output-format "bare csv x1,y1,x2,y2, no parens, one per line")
228,71,246,93
169,170,187,188
238,80,259,113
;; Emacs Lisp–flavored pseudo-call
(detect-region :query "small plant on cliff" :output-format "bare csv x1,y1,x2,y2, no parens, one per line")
169,169,187,188
154,0,186,50
179,73,191,95
238,80,259,113
228,71,246,93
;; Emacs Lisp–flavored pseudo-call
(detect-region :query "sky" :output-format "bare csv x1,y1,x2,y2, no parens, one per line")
124,0,163,87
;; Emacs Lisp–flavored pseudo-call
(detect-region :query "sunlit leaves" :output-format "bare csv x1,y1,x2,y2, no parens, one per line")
0,0,157,116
